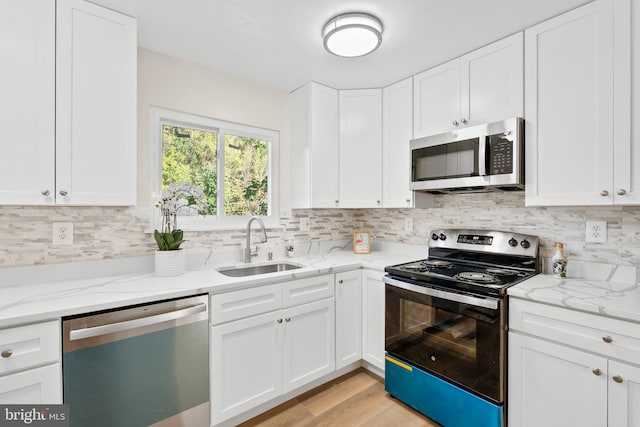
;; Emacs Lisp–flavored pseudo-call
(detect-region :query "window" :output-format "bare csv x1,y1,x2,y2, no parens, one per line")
152,108,279,229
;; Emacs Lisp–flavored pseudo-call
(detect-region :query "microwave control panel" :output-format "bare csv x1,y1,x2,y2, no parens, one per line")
487,135,513,175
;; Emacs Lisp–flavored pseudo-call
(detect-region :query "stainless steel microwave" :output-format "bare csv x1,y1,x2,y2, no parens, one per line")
410,117,524,194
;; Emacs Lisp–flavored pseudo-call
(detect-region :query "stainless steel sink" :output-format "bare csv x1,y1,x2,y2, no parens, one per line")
216,262,304,277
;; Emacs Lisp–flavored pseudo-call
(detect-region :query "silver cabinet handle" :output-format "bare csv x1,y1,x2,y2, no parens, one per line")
59,190,68,196
1,349,13,358
41,190,50,196
452,120,459,126
285,318,291,322
461,118,468,124
277,319,283,324
613,375,624,383
600,190,609,197
69,303,207,340
617,189,627,196
592,368,602,376
602,336,613,343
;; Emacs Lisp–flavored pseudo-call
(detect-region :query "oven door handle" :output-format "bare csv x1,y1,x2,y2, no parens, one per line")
383,276,499,309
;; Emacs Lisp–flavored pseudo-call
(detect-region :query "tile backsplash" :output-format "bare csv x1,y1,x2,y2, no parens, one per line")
2,192,640,269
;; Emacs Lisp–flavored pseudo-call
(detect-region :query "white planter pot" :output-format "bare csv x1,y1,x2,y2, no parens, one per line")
154,249,186,277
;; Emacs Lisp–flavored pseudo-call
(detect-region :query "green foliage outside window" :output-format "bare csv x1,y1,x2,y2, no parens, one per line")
161,124,269,217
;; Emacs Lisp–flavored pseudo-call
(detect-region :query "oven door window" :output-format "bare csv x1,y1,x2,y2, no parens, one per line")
412,137,480,181
385,283,503,403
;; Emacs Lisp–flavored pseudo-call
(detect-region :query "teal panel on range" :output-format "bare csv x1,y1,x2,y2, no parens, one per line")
384,355,503,427
63,321,208,427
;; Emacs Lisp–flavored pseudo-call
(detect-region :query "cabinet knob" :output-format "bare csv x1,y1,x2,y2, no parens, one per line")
59,190,68,196
1,349,13,358
277,319,283,324
285,318,291,323
376,200,381,205
617,189,627,196
460,118,468,125
602,336,613,343
406,199,411,203
613,375,624,383
600,190,609,197
592,368,602,376
334,200,339,204
452,120,459,126
338,279,343,284
41,189,50,196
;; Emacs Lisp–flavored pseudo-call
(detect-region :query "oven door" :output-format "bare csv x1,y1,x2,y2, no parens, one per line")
384,276,505,403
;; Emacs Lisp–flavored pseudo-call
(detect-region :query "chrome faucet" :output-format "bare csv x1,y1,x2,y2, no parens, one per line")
244,216,267,263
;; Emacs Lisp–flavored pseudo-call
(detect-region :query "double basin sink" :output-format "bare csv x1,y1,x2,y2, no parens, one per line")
216,261,303,278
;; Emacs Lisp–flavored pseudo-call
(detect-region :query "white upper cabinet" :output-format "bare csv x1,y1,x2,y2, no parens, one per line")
0,0,55,205
290,82,340,209
56,0,137,206
525,0,637,206
623,0,640,204
414,32,523,138
339,89,383,208
382,78,414,208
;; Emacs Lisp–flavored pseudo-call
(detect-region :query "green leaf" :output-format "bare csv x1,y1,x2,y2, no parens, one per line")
154,230,169,251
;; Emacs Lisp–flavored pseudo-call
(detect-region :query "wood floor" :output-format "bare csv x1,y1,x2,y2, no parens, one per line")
239,369,441,427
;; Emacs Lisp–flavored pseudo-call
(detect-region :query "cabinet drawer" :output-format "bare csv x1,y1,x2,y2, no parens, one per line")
0,321,60,376
281,275,334,308
510,298,640,363
211,284,281,325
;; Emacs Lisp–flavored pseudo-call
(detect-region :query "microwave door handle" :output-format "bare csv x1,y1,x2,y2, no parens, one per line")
478,137,488,176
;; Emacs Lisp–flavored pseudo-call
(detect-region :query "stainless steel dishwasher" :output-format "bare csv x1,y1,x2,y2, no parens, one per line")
62,294,209,427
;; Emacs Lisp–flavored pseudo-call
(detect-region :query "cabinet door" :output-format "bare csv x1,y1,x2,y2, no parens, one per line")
56,0,137,206
617,0,640,204
0,0,55,205
290,82,340,209
608,360,640,427
339,89,382,208
525,0,615,206
335,270,362,369
362,270,385,371
382,78,414,208
282,299,335,393
461,32,523,126
210,311,282,423
508,332,607,427
0,364,62,404
413,58,461,138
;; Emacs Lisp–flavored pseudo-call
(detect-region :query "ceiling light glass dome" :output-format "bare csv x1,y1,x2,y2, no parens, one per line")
322,13,383,58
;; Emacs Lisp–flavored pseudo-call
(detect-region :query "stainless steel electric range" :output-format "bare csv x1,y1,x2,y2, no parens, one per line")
384,229,539,427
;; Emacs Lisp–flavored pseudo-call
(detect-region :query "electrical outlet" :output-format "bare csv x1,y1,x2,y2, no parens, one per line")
299,217,310,232
585,221,607,243
52,222,73,245
405,218,414,232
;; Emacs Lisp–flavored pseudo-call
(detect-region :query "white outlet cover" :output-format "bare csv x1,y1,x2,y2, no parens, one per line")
585,220,607,243
52,222,74,245
299,217,310,232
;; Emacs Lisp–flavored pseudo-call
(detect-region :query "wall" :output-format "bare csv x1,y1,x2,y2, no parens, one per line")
357,192,640,267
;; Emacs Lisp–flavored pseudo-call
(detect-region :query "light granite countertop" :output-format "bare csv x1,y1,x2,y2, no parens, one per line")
0,242,424,329
507,261,640,324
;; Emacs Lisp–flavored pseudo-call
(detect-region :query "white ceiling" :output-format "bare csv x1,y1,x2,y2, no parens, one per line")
90,0,590,92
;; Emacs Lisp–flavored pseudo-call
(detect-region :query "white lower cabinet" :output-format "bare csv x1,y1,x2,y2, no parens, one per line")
509,298,640,427
335,270,362,369
0,320,62,404
0,364,62,404
210,275,335,425
362,270,385,371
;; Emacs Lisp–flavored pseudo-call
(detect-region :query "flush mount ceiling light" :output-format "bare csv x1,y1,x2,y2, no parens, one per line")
322,13,383,58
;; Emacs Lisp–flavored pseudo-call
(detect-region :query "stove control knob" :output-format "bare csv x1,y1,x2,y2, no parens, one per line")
439,233,447,241
431,233,439,241
508,238,518,247
520,239,531,249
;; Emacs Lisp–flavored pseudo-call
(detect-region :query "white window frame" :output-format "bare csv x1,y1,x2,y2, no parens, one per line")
151,107,280,230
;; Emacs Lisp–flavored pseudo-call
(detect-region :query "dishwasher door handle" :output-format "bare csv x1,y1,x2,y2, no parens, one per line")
69,303,207,341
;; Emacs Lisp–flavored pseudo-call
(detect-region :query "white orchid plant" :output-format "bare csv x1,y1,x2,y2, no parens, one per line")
154,182,209,251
